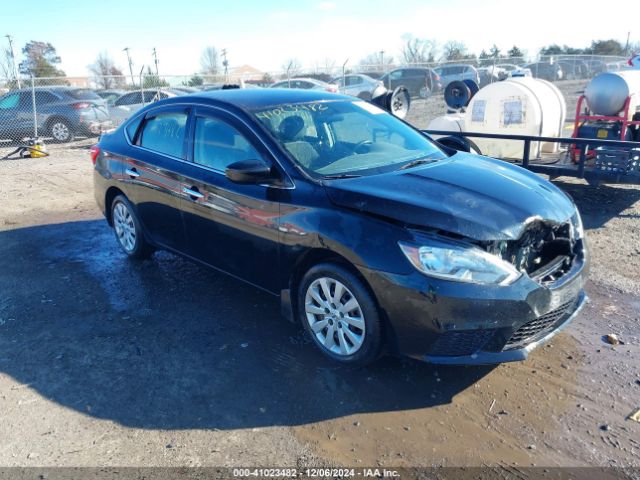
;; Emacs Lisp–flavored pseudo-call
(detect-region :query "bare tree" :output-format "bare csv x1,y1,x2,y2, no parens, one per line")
358,51,394,72
441,41,475,62
200,46,220,75
88,52,124,89
281,58,302,78
314,57,336,75
0,46,14,80
401,35,437,64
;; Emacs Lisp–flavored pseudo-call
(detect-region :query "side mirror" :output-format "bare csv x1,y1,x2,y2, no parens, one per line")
225,158,274,184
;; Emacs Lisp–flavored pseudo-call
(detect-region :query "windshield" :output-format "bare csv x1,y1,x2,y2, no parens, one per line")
252,100,446,177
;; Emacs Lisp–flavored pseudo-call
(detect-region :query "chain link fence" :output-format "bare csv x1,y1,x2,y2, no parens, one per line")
0,54,631,149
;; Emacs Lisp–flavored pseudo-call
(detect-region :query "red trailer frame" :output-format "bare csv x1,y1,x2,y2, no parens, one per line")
571,95,640,161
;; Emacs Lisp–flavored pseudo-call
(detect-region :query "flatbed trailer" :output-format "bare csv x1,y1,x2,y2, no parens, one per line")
423,130,640,186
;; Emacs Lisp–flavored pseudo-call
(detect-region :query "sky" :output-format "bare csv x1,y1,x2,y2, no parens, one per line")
1,0,637,77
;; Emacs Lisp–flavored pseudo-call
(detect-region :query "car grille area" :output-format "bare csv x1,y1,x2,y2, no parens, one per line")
429,329,494,356
504,298,578,350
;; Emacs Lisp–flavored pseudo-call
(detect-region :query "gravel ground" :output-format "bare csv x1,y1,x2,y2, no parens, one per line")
0,99,638,469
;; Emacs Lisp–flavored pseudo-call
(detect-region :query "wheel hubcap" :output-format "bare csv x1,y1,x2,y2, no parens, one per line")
305,277,365,356
52,122,69,141
113,202,136,252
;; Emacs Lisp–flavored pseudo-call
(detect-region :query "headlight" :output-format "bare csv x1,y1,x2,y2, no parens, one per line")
571,211,584,240
399,237,521,285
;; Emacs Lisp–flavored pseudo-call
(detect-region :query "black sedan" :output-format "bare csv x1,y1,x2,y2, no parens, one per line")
92,89,588,366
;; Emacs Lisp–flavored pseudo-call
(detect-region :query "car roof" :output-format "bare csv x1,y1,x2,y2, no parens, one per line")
274,77,329,85
146,88,353,111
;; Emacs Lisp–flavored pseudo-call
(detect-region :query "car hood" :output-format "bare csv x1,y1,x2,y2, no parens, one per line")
323,153,576,241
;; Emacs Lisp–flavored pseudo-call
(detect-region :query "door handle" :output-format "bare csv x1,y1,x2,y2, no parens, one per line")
125,168,140,178
183,186,204,200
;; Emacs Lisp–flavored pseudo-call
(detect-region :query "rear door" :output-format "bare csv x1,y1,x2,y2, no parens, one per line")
124,106,190,251
179,107,281,291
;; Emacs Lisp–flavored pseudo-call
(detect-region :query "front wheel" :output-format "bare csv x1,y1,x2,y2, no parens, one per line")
298,263,383,366
111,195,153,259
48,118,75,143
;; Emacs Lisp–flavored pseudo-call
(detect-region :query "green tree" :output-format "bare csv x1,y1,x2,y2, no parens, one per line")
586,39,624,56
507,45,524,59
142,67,169,88
19,41,66,79
186,75,203,86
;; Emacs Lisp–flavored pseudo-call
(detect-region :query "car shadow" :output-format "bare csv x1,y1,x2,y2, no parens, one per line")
552,180,640,229
0,220,493,430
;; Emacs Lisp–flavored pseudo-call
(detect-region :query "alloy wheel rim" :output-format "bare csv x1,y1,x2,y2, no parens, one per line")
304,277,365,356
52,122,70,141
113,202,136,252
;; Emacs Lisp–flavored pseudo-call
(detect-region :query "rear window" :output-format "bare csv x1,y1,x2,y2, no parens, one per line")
139,111,188,158
67,89,102,100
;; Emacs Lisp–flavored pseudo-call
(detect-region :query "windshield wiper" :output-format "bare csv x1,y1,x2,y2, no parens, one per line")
397,158,438,171
322,174,362,180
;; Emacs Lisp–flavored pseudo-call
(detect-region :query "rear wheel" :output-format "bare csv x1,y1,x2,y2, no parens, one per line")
110,195,153,259
298,263,383,366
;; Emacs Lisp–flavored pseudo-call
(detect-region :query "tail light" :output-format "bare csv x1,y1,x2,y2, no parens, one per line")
90,145,100,165
72,102,91,109
325,85,338,93
434,73,441,81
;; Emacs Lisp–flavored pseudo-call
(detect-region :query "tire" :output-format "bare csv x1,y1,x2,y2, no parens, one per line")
110,195,153,259
48,118,75,143
297,263,383,366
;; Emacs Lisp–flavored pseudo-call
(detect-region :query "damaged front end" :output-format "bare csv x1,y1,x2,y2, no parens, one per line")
484,213,586,286
389,212,588,364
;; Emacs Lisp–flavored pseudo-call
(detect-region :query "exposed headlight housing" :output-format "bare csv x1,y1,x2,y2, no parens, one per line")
571,211,584,240
399,237,521,285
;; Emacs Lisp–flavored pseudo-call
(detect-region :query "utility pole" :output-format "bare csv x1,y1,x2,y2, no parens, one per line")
152,47,159,75
624,32,631,56
221,48,229,80
123,47,134,86
5,34,21,89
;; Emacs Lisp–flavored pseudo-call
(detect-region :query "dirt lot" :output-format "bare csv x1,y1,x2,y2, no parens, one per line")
0,116,639,469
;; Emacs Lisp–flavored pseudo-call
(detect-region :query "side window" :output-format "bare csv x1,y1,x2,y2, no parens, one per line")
0,93,20,109
34,91,58,105
143,91,165,103
115,92,141,106
193,116,263,172
125,115,144,141
389,71,402,81
139,111,188,158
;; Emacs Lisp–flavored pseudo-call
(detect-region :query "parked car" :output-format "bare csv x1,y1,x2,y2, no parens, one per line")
557,60,589,80
93,89,588,366
270,78,338,93
379,67,442,97
477,66,506,87
96,89,127,106
109,88,183,126
586,59,607,76
433,64,480,89
0,86,111,142
331,74,383,100
496,64,532,78
525,62,563,81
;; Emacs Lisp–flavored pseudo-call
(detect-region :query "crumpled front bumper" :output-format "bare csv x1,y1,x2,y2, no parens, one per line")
423,291,588,365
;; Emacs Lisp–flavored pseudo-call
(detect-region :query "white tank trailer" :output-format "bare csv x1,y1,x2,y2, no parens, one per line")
427,78,567,159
